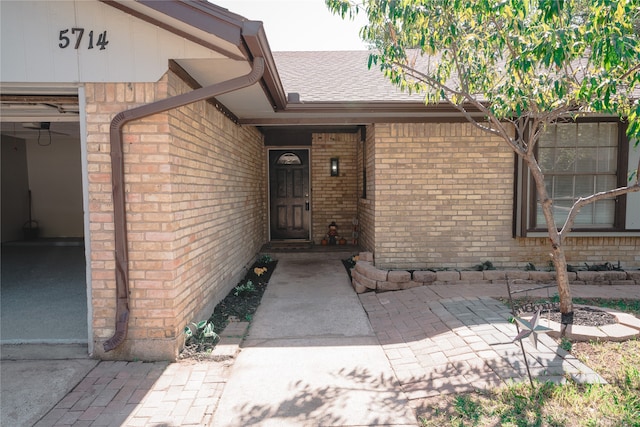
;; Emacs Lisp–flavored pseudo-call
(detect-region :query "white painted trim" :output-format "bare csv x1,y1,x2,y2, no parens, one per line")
526,231,640,238
627,140,640,229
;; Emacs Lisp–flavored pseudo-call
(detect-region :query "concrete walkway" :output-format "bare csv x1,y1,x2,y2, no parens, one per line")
7,251,639,426
211,251,417,426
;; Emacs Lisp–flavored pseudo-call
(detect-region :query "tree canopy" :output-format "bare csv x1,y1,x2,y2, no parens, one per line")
327,0,640,319
328,0,640,151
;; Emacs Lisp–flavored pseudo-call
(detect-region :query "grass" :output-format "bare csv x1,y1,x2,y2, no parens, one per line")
568,298,640,316
418,298,640,427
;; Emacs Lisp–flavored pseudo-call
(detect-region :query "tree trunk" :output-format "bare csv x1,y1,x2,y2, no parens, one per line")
525,154,574,336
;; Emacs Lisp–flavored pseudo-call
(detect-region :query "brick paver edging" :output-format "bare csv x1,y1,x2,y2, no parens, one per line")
352,252,640,294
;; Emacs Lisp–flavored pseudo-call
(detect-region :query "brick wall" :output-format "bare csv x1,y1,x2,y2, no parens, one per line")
369,122,640,270
85,80,166,360
358,125,376,252
519,236,640,269
165,73,266,360
86,71,266,361
311,133,359,244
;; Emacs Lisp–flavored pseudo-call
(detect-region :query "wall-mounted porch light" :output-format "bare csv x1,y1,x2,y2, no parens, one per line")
330,158,339,176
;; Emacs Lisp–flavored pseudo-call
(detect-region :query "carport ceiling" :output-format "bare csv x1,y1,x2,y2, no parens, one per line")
0,95,79,123
0,93,80,138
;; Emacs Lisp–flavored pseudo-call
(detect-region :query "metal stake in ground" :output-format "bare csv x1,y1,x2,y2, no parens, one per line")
506,278,535,388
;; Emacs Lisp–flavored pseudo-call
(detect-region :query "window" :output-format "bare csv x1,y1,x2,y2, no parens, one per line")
514,119,640,235
536,122,618,227
276,152,302,165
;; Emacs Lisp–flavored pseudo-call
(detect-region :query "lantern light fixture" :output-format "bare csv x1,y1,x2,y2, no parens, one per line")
330,158,339,176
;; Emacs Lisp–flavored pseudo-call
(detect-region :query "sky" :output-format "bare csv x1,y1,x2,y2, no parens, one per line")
212,0,369,51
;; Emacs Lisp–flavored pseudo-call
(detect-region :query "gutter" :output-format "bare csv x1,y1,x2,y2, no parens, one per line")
103,57,265,352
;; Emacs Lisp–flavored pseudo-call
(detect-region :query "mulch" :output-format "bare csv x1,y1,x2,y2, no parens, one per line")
208,259,277,333
546,306,617,327
179,258,277,359
503,298,619,327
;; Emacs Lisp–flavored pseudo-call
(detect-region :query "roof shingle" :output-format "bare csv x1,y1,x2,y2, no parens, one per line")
273,51,424,103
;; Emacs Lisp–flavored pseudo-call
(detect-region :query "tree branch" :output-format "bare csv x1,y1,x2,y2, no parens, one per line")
560,183,640,242
398,62,525,153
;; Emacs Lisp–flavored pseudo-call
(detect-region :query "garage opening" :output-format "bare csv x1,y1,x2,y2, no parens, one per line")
1,113,88,347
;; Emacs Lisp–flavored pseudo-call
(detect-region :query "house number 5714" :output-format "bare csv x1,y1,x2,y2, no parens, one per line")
59,28,109,50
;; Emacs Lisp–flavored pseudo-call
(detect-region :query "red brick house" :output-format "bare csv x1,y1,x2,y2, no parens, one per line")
2,0,638,360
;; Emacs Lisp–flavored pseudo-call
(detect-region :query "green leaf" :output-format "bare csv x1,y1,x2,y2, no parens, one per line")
202,322,216,338
195,320,207,330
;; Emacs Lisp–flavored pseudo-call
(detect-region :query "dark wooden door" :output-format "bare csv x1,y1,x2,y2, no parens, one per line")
269,149,310,240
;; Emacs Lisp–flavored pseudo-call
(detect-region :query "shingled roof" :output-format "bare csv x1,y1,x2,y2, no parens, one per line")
273,51,425,103
273,50,640,108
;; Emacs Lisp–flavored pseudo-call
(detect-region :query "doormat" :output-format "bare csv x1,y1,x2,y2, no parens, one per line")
266,241,313,251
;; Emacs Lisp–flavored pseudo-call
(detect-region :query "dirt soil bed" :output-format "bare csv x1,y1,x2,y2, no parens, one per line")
180,257,277,359
545,305,617,327
506,297,619,327
208,258,277,333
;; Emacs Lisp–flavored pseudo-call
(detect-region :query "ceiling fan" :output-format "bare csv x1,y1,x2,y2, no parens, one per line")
20,122,69,146
21,122,72,135
22,122,52,131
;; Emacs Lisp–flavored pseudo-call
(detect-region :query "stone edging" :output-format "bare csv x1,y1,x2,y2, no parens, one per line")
351,252,640,294
522,305,640,342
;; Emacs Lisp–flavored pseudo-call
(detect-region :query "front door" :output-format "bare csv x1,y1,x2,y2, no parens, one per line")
269,149,310,240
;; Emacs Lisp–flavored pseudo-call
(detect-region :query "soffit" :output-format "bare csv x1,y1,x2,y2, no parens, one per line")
102,0,245,60
102,0,285,114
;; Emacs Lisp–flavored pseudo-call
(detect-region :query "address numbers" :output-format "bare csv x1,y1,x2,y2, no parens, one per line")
59,28,109,50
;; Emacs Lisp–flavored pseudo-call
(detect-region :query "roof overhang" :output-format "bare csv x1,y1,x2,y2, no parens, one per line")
100,0,287,113
241,101,487,126
99,1,467,126
0,1,480,129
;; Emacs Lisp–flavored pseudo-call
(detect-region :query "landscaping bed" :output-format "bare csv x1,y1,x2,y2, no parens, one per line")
180,255,277,359
208,256,277,333
508,296,640,327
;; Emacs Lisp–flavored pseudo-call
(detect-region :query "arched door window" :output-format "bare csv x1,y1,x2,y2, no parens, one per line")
276,152,302,165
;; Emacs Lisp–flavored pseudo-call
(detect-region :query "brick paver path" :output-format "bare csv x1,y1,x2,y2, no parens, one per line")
359,286,604,405
32,282,637,426
34,359,232,427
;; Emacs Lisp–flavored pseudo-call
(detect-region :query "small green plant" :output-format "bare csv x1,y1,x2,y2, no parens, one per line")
234,280,256,297
584,261,623,271
560,338,572,352
184,320,218,345
258,254,273,265
473,260,495,271
343,254,359,269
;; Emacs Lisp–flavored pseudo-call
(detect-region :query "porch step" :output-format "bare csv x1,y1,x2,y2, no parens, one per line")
263,241,313,251
262,242,360,253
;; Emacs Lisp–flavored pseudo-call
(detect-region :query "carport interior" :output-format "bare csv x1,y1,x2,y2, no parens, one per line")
1,117,88,347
